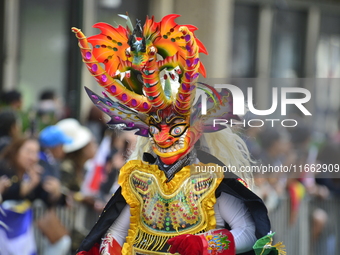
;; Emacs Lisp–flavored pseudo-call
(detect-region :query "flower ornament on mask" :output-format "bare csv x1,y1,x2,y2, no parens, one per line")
73,14,240,164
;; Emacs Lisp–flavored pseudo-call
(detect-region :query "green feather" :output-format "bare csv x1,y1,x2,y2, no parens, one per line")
118,14,134,33
197,87,218,106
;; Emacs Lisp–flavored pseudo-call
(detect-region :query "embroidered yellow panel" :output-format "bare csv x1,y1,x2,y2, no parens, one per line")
118,160,224,254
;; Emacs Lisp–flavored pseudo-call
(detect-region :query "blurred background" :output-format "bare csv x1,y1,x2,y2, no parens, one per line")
0,0,340,255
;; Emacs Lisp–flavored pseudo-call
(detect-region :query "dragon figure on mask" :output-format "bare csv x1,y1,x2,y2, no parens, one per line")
73,14,283,255
72,14,239,165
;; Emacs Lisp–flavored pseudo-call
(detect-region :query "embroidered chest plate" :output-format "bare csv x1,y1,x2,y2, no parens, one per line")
119,160,224,254
130,170,217,233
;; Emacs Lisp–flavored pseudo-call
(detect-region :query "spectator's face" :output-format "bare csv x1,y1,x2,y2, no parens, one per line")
254,177,266,186
17,139,40,170
50,144,65,160
82,139,97,161
10,100,22,111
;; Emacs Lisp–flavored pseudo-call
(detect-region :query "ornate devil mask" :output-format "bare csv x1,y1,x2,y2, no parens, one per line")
73,14,239,165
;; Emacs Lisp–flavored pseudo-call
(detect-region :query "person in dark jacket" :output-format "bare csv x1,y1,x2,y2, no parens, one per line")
0,109,21,153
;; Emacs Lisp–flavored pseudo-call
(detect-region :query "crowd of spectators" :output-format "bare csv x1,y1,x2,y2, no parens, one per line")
240,116,340,254
0,89,136,255
0,88,339,254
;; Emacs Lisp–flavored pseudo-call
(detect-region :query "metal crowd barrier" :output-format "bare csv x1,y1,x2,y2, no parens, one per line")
32,196,340,255
33,201,71,255
269,196,340,255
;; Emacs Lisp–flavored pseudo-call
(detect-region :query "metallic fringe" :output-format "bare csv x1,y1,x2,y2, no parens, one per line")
133,228,207,252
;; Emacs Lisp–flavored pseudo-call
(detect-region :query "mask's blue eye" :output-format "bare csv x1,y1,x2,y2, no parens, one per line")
170,125,186,137
173,127,181,135
149,125,159,135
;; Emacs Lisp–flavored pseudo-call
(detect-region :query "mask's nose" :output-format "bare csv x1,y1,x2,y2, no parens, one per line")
154,131,174,148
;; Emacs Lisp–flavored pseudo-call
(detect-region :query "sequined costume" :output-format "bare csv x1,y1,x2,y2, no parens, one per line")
72,14,281,255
